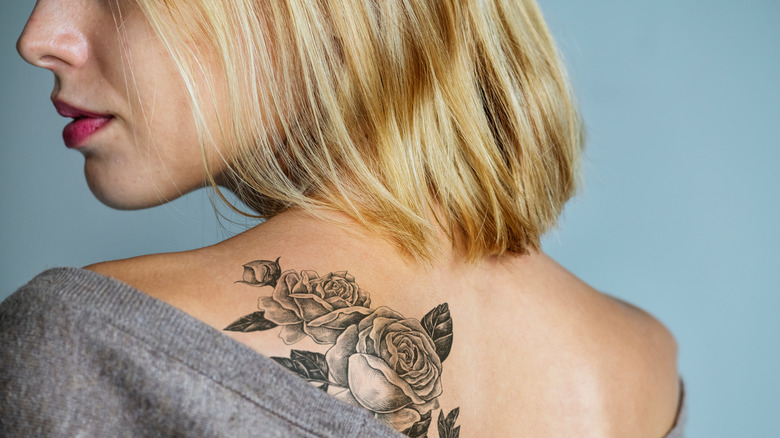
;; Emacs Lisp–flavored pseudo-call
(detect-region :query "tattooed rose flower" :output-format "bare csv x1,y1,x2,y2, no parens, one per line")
237,257,281,287
260,270,372,344
326,307,442,431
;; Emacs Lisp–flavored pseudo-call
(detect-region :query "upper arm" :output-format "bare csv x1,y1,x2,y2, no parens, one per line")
606,300,681,437
640,312,681,436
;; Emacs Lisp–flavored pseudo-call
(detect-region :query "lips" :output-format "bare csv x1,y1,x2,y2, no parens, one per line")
53,101,114,149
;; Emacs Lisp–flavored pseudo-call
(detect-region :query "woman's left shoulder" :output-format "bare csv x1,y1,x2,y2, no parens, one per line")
588,291,682,436
602,292,680,373
530,254,682,435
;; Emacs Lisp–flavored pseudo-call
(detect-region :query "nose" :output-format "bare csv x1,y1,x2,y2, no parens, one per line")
17,1,89,71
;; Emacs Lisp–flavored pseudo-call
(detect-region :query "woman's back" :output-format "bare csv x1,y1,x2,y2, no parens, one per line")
88,208,680,437
13,0,682,433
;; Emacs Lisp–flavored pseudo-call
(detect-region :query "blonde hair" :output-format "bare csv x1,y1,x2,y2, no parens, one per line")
132,0,583,261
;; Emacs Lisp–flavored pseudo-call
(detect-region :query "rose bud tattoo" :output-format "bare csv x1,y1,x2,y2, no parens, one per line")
236,257,282,287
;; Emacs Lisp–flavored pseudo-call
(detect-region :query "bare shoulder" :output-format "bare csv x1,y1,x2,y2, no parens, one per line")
492,253,681,436
84,252,191,296
84,255,156,283
83,249,245,328
587,290,680,436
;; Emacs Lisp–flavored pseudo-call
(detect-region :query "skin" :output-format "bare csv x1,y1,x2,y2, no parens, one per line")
18,1,681,436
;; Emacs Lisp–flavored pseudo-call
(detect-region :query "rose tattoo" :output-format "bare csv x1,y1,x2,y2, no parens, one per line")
260,270,372,344
326,307,442,430
225,258,459,437
236,257,282,287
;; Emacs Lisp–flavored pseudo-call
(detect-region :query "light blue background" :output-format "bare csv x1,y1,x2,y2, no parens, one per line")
1,2,778,436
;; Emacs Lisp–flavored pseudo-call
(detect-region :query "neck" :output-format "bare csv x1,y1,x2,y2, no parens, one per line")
220,207,452,265
208,207,543,306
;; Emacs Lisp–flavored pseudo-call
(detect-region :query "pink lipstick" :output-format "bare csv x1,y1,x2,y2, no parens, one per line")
54,101,114,149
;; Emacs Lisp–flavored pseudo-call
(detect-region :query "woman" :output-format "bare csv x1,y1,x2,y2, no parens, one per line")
1,0,684,436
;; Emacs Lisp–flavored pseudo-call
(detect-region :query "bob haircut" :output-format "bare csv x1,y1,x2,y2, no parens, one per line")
129,0,583,261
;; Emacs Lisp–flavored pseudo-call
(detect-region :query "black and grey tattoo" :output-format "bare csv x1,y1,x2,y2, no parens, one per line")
225,258,460,437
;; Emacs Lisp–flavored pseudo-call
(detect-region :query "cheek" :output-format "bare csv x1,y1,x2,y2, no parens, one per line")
118,9,201,159
127,56,231,182
112,7,232,200
121,60,216,186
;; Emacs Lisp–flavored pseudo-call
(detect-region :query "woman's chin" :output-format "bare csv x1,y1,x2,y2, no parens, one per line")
92,190,173,211
86,178,184,211
83,161,204,210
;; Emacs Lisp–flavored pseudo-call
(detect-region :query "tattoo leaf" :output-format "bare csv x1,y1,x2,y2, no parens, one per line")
437,408,460,438
271,350,330,384
224,311,278,332
421,303,453,362
402,410,432,438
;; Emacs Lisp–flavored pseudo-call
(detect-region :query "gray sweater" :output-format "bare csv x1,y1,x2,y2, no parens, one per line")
0,268,686,437
0,268,402,437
